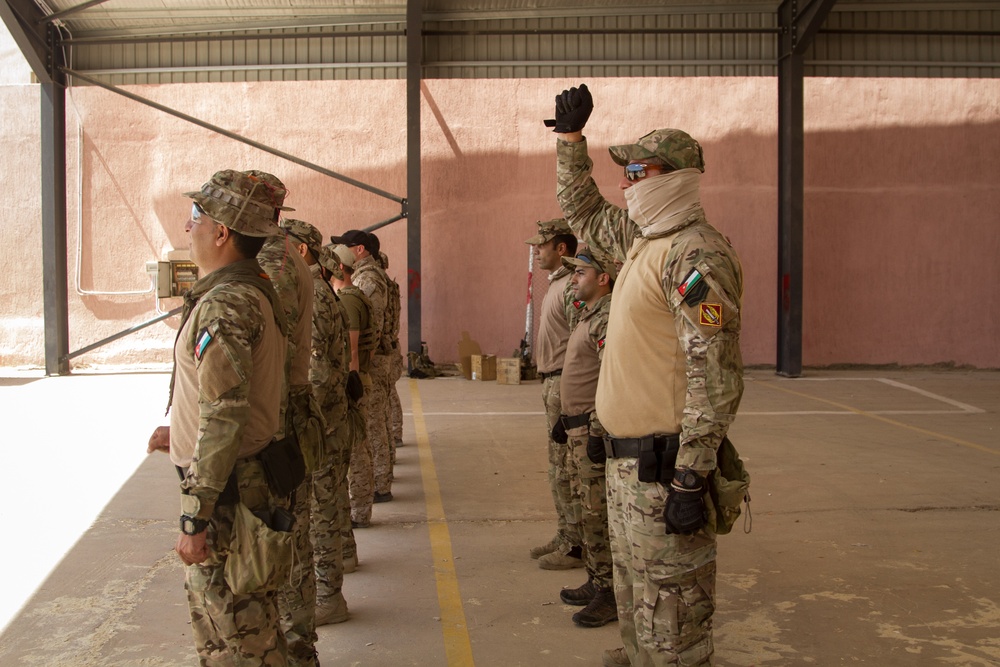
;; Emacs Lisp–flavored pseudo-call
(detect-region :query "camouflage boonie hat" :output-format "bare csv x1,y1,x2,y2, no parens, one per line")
184,169,291,237
562,245,618,281
525,218,573,245
280,218,343,279
332,244,356,269
609,128,705,173
316,245,344,280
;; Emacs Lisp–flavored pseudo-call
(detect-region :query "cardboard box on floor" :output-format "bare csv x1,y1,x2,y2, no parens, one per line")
497,357,521,385
471,354,497,381
457,331,481,380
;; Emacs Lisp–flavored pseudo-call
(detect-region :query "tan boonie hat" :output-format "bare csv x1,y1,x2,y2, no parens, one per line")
332,244,356,269
184,169,291,237
316,245,345,280
525,218,573,245
562,246,618,281
609,128,705,173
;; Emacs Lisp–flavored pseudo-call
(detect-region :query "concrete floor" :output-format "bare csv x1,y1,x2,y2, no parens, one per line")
0,368,998,666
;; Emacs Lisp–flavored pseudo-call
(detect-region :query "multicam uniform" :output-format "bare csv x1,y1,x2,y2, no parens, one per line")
560,292,613,591
305,263,352,610
258,236,320,667
352,255,394,497
384,271,405,450
557,137,744,666
336,284,376,527
168,259,288,665
536,263,584,553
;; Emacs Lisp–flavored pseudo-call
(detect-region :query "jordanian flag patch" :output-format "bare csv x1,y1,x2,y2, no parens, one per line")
677,268,703,297
597,336,606,350
195,328,213,360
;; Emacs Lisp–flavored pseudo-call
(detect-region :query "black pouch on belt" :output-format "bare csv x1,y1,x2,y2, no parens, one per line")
256,433,306,498
636,436,680,483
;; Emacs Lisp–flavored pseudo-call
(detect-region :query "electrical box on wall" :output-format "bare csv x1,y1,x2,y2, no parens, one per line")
147,251,198,298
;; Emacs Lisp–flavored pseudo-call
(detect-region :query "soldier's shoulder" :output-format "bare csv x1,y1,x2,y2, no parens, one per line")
197,282,267,326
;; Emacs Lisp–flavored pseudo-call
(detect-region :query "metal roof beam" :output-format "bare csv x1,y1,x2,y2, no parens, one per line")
1,0,57,83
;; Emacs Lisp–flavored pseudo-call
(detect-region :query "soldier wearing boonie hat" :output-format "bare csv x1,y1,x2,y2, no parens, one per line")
524,217,586,571
554,243,618,629
279,217,355,626
247,172,323,665
157,169,290,664
548,84,746,667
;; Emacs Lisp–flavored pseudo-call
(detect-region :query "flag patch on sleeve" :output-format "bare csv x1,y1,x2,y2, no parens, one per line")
699,303,723,327
677,268,703,297
597,336,606,350
195,328,213,360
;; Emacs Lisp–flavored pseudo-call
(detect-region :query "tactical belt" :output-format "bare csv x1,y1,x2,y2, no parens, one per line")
560,412,591,430
539,369,562,380
604,433,680,459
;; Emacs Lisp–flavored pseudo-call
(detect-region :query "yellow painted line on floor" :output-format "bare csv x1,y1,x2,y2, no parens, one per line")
756,379,998,457
409,379,476,666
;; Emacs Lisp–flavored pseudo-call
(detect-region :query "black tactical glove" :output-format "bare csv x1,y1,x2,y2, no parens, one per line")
346,370,364,403
550,418,568,445
587,434,607,465
663,468,708,535
543,84,593,133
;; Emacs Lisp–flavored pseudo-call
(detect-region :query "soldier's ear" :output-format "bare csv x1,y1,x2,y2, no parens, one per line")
598,273,611,286
215,223,230,246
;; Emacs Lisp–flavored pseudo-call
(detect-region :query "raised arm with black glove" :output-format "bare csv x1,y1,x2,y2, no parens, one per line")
544,83,594,133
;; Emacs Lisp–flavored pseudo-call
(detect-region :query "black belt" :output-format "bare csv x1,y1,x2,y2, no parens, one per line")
560,412,591,430
539,369,562,380
605,434,680,459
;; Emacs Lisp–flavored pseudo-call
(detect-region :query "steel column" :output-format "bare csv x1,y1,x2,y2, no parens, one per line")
406,0,422,358
41,80,70,375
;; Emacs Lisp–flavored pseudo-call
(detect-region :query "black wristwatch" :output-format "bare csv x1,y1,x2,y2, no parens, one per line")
673,468,705,491
180,514,210,535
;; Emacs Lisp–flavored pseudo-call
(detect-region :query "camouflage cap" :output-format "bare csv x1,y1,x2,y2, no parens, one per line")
525,218,573,245
281,218,324,255
608,128,705,173
562,245,618,281
316,245,345,280
332,244,356,269
183,169,291,237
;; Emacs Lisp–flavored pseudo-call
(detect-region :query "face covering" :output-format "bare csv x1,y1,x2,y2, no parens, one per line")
623,168,703,237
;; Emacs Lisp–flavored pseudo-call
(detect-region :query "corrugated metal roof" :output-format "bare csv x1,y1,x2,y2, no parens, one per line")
9,0,1000,82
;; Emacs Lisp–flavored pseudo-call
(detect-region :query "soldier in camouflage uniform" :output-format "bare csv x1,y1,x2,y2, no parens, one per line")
254,176,321,667
334,230,395,504
281,218,355,625
526,218,586,570
548,85,744,667
379,250,405,453
148,169,290,664
555,246,617,629
330,243,377,533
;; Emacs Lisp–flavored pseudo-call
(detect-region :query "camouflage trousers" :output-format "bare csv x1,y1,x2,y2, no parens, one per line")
185,459,287,666
543,374,581,548
607,456,717,667
277,475,318,667
388,351,404,448
369,354,393,495
311,419,351,604
348,388,374,526
567,426,612,588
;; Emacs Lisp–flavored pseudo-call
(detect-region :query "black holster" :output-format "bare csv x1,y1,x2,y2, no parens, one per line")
586,434,607,465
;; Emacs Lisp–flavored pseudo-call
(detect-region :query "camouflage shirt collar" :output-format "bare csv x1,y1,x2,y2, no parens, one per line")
578,292,612,320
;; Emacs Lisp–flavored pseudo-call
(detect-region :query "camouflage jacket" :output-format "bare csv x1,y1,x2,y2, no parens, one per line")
308,264,350,430
385,273,402,349
556,137,744,472
352,255,392,355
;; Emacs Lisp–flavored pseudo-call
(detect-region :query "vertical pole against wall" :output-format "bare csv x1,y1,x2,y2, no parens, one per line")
41,79,70,376
776,0,837,378
406,0,422,358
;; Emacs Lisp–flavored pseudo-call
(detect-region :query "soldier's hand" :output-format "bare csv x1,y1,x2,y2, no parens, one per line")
147,426,170,454
175,531,210,565
550,418,568,445
663,469,708,535
543,84,593,133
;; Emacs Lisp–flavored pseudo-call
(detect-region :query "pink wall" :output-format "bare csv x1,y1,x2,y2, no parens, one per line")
0,77,997,370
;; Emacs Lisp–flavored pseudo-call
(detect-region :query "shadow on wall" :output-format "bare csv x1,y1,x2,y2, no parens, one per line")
64,121,1000,370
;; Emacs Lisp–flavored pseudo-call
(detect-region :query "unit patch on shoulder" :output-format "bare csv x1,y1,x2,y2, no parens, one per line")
195,328,214,360
699,303,723,328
